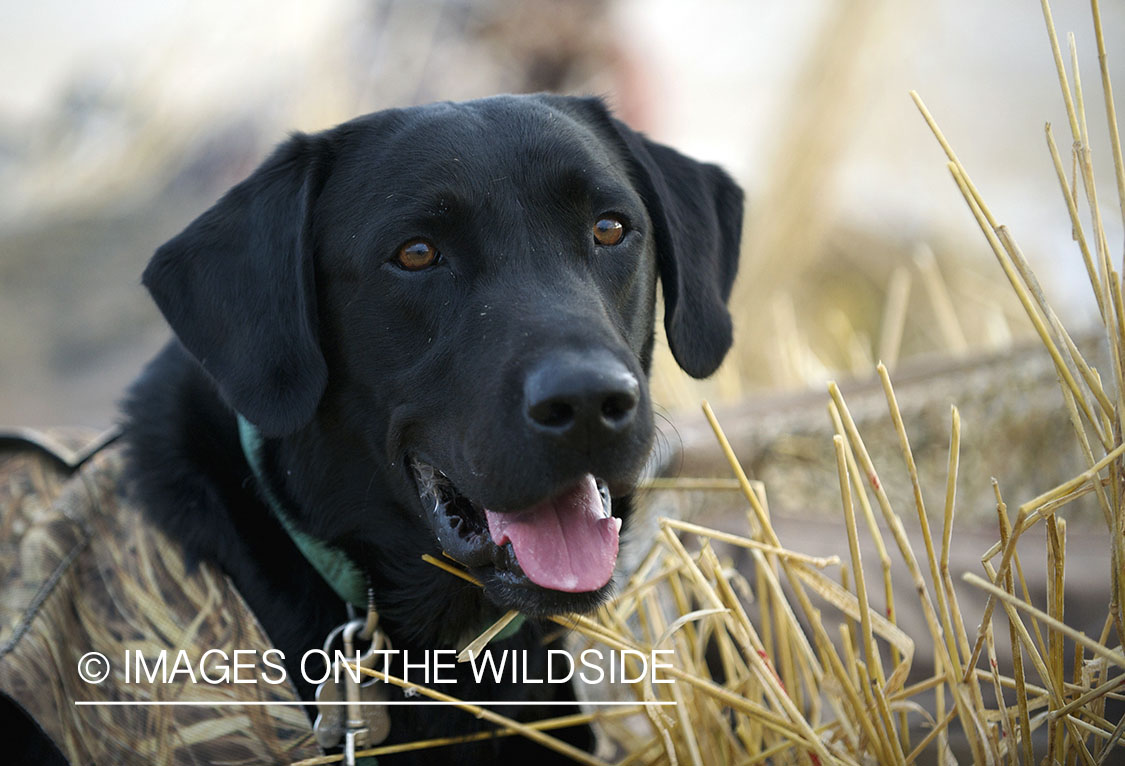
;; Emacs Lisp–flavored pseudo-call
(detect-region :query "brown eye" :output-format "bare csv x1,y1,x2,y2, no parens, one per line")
395,239,440,271
593,216,625,246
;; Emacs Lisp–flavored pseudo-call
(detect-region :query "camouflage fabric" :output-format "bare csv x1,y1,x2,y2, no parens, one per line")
0,432,322,765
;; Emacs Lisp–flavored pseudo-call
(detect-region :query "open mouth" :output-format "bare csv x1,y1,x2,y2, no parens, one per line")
410,459,621,594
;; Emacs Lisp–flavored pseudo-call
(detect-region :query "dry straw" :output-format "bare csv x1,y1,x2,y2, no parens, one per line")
292,1,1125,762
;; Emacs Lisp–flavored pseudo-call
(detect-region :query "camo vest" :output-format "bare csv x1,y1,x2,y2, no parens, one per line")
0,430,322,765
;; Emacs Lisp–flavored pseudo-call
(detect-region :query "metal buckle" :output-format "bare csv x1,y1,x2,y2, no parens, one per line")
313,598,390,763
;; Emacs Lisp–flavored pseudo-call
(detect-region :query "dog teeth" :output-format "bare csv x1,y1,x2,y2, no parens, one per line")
596,479,612,519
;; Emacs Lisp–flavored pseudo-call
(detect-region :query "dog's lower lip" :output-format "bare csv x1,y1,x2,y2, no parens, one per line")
493,541,523,576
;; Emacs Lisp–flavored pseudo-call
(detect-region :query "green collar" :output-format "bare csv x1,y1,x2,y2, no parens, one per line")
236,415,526,641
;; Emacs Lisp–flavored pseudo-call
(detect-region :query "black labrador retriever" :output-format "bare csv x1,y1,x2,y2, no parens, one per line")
121,93,742,762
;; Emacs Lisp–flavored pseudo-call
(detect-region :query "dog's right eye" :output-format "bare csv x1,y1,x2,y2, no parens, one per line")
593,216,626,247
395,239,441,271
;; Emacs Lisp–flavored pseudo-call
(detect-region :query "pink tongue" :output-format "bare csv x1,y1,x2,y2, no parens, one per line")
484,475,619,593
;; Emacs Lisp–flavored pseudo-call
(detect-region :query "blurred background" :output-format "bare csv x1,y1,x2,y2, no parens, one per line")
2,0,1123,490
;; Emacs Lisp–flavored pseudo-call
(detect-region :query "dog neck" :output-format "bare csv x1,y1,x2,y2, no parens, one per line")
237,413,370,608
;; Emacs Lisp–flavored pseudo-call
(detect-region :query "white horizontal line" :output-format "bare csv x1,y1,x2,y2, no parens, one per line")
73,700,675,707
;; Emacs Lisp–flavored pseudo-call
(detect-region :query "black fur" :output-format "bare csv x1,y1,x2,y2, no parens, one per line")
120,94,743,762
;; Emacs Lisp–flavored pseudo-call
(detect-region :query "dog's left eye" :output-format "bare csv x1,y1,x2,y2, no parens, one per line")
593,216,625,247
395,239,441,271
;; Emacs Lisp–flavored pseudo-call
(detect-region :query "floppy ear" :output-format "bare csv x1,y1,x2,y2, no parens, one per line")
142,134,327,437
611,120,744,378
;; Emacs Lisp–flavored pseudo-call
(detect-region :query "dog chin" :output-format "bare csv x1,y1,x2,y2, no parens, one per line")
479,571,615,617
407,456,624,616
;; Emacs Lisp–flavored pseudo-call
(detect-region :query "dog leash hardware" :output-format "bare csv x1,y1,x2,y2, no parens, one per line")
313,609,391,759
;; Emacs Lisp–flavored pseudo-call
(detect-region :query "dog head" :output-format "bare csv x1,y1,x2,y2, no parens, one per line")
143,94,743,623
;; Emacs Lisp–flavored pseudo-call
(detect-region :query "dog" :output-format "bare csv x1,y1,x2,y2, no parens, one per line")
8,93,743,764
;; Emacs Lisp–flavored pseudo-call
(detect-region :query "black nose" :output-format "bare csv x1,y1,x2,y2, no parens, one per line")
524,350,640,446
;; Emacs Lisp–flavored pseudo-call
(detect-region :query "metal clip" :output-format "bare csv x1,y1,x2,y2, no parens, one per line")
313,597,391,756
344,729,359,766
